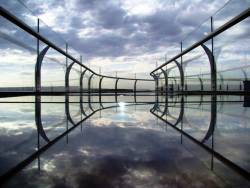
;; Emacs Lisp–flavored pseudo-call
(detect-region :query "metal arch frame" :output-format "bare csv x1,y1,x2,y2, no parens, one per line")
80,69,88,93
115,78,120,103
34,45,51,142
65,61,76,92
201,44,217,92
80,69,88,116
174,60,184,90
160,68,169,117
160,68,168,93
35,46,50,92
65,61,77,125
99,76,104,107
88,73,94,111
151,73,159,102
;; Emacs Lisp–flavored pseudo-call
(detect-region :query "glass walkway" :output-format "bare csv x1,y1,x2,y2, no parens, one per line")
0,0,249,187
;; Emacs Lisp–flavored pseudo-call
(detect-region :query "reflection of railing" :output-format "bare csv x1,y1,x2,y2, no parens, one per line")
0,6,154,94
151,7,250,93
0,94,151,185
150,96,250,180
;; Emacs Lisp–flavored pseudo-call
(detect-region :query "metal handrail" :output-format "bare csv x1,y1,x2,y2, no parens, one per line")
151,8,250,74
0,6,153,82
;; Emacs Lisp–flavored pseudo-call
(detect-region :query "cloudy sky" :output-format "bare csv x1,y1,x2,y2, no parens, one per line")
0,0,249,88
19,0,230,75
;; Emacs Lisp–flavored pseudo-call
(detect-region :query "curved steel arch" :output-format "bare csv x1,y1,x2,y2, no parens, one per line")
35,45,50,142
88,73,95,111
160,68,169,117
65,61,76,92
35,45,50,92
80,69,88,116
161,68,168,93
65,61,77,125
151,73,159,103
201,44,217,91
173,60,184,90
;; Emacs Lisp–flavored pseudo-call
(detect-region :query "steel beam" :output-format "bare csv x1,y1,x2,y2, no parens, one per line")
35,46,50,92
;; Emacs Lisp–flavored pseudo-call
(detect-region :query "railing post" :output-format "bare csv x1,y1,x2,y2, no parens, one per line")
65,43,68,92
180,41,184,92
35,18,40,92
99,77,104,106
211,16,217,92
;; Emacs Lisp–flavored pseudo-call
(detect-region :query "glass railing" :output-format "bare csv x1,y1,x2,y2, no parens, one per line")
153,0,250,92
0,0,155,95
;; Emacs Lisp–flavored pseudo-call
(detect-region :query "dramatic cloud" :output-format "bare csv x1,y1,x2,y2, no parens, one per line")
0,0,249,81
17,0,232,73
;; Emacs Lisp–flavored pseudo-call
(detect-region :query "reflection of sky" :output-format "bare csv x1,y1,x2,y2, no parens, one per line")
0,0,250,88
0,95,249,187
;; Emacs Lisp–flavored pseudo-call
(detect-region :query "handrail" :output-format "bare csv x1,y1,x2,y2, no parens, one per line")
151,8,250,74
0,6,154,82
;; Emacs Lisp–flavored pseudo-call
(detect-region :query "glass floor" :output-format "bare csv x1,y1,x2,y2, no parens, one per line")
0,95,249,187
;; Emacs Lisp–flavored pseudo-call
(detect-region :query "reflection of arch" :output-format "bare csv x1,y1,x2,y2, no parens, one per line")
35,96,50,142
201,44,216,91
201,95,217,143
158,97,184,126
80,69,87,92
99,77,104,108
34,45,51,142
134,80,138,103
152,95,216,143
35,46,50,92
65,95,76,125
151,73,159,102
115,78,119,103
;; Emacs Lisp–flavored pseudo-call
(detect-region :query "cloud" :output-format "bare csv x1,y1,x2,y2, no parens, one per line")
1,0,249,78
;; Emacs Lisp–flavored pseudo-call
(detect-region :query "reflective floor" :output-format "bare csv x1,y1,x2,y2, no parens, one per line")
0,94,249,187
